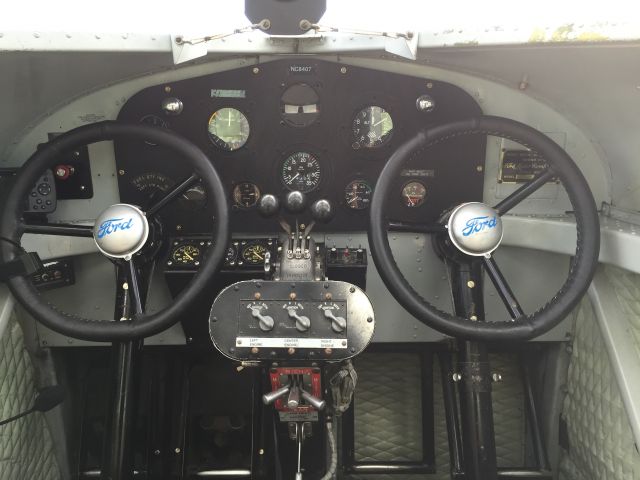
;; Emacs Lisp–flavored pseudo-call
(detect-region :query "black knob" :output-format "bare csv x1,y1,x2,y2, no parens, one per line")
310,199,333,223
258,194,280,217
284,191,307,214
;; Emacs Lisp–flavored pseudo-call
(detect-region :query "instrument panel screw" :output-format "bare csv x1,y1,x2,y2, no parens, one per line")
255,292,262,300
476,165,484,172
154,449,161,455
174,447,181,454
176,225,183,231
251,347,259,354
259,449,265,455
350,347,356,353
367,317,373,323
467,280,475,288
492,373,503,382
118,169,125,176
324,348,333,356
349,286,356,293
452,373,462,382
470,315,478,321
426,82,433,89
252,67,260,74
289,292,297,300
325,293,332,300
287,347,296,355
340,66,347,74
164,85,172,93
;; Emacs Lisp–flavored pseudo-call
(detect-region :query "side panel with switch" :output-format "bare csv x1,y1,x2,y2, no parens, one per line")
31,257,75,290
44,136,93,200
0,168,57,213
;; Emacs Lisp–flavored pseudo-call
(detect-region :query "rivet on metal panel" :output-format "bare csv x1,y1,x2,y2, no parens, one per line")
253,67,260,74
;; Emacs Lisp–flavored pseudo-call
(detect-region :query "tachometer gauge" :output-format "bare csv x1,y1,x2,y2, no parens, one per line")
207,108,250,151
401,181,427,208
344,180,372,210
233,182,261,209
352,106,394,149
242,243,268,265
171,244,201,266
280,152,322,193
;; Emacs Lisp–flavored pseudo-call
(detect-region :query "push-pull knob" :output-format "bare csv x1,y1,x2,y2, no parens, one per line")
288,308,310,332
324,309,346,333
251,308,274,332
301,389,326,410
262,385,290,405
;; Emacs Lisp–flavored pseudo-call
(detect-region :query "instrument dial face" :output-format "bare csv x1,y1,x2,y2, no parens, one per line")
352,106,394,149
344,180,372,210
280,152,322,193
207,108,250,151
171,244,201,265
232,182,261,209
242,243,268,265
401,181,427,208
139,115,168,146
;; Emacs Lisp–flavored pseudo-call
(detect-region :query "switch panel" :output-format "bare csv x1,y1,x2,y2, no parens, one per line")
209,280,375,361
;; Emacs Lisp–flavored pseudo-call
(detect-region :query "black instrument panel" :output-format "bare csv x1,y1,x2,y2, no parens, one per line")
115,59,485,233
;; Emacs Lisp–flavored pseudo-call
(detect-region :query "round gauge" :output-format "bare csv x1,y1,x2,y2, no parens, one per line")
352,106,394,149
344,180,373,210
280,152,322,193
242,243,268,265
401,181,427,208
179,183,207,210
281,83,320,127
171,244,201,265
233,182,261,209
207,108,250,151
140,115,169,146
225,245,238,265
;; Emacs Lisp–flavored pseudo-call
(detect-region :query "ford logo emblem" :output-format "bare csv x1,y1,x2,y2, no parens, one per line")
97,217,134,239
461,216,498,237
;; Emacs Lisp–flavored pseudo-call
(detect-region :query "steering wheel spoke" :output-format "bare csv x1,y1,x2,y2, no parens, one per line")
493,168,556,216
146,173,200,216
126,259,144,316
387,220,446,234
22,221,94,237
482,255,525,320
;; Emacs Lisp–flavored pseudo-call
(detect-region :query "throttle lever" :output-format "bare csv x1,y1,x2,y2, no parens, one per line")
300,388,326,410
262,385,290,405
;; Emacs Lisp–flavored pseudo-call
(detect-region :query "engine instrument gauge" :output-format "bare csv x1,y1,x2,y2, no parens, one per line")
280,152,322,193
139,115,168,146
207,108,250,151
401,181,427,208
242,243,268,265
232,182,261,209
352,106,393,149
171,244,201,266
344,180,372,210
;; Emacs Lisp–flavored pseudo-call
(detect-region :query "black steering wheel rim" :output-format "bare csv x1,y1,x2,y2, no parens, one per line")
0,121,230,341
368,115,600,341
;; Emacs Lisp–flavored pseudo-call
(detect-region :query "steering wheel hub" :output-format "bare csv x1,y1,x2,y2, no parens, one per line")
93,203,149,259
447,202,503,257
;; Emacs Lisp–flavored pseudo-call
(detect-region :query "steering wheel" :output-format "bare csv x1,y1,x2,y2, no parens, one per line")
368,115,600,341
0,121,229,342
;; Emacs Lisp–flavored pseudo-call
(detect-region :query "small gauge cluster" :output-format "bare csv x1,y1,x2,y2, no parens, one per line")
165,237,277,271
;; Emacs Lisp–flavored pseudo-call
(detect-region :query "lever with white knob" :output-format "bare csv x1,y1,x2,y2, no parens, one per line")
288,308,310,332
324,308,346,333
251,307,274,332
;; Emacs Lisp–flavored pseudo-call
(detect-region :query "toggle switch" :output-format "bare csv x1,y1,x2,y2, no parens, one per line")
324,308,346,333
288,308,310,332
251,307,275,332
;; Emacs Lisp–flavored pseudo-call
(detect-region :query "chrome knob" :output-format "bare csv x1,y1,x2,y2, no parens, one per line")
301,389,326,410
263,385,290,405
